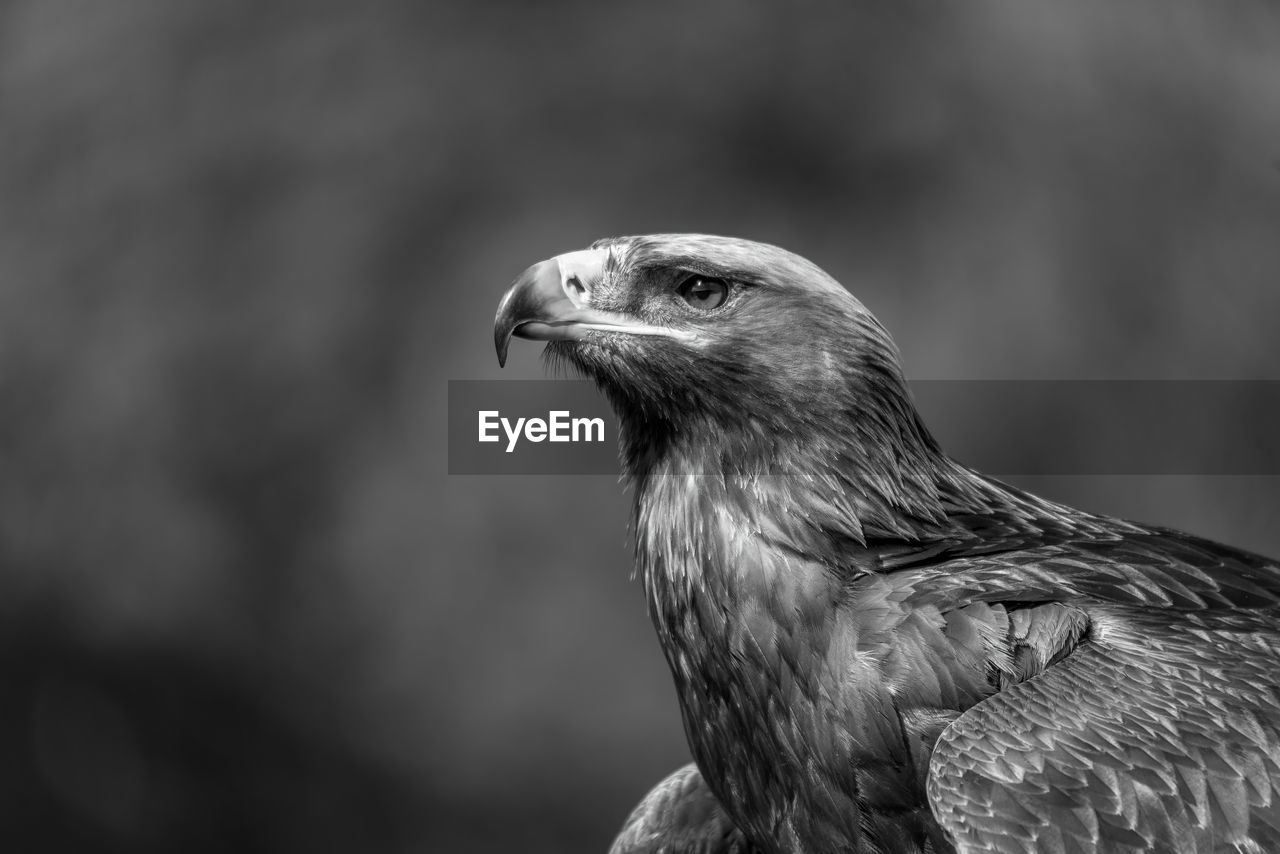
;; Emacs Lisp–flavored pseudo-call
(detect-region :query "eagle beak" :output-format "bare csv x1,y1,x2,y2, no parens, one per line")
494,249,692,367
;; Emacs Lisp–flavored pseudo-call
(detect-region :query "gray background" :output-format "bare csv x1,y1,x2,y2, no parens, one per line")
2,2,1279,852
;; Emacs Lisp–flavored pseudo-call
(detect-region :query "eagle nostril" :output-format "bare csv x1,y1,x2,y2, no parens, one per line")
564,273,588,307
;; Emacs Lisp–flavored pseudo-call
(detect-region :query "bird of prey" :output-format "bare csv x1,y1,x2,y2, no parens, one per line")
493,235,1280,854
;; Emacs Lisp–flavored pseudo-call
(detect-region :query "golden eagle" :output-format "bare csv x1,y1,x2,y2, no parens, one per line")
495,235,1280,853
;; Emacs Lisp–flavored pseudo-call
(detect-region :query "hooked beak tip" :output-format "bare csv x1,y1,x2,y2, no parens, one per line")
495,327,511,368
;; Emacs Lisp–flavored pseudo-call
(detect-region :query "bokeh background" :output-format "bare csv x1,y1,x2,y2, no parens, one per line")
2,2,1279,851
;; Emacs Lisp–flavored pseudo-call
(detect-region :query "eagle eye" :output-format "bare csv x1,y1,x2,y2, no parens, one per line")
676,275,729,310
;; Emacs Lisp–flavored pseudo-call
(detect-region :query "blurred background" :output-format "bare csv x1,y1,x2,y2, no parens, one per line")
1,1,1278,851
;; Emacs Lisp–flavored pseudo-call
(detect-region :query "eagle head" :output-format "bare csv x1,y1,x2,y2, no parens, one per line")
495,234,938,486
